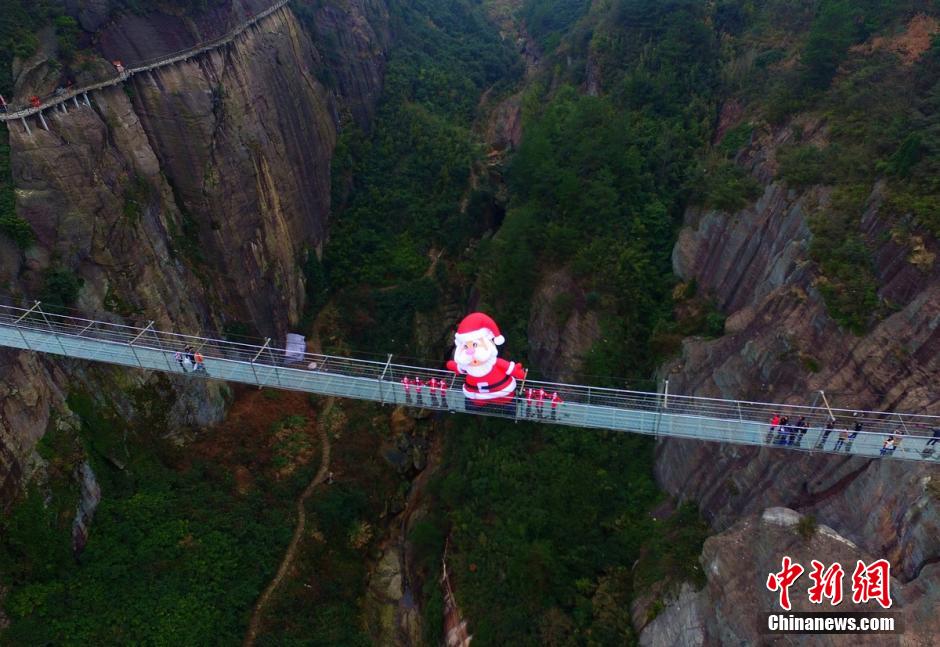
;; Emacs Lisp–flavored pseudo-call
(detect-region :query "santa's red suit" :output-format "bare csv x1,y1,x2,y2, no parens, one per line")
446,357,525,405
446,312,525,406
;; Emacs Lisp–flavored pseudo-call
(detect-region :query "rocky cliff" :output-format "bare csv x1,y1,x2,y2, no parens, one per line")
0,0,389,510
639,507,940,646
645,116,940,641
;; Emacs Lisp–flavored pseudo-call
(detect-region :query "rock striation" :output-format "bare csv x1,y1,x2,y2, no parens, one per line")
651,118,940,635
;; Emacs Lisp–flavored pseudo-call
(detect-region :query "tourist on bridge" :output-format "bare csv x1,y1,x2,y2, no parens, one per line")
816,418,836,449
414,376,424,405
834,427,850,452
550,392,562,420
794,416,808,447
926,427,940,447
30,95,41,109
892,426,905,452
525,388,534,417
535,389,547,418
185,345,196,365
193,351,208,375
924,427,940,447
922,426,940,458
439,379,448,404
174,350,191,372
775,416,791,445
401,376,412,403
767,413,781,444
429,378,439,405
846,419,862,452
880,434,897,456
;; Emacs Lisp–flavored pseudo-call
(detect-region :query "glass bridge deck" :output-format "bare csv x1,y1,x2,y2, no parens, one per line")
0,304,937,464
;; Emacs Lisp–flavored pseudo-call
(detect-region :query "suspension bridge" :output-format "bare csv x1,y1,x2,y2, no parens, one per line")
1,301,938,462
0,0,290,133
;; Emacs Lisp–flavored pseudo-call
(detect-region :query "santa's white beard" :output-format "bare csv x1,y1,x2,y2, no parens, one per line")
456,352,497,377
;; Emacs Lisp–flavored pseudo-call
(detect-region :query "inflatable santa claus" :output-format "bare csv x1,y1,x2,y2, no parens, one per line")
445,312,525,408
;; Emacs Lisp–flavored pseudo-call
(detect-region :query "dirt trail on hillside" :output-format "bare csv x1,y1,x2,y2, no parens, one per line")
243,400,334,646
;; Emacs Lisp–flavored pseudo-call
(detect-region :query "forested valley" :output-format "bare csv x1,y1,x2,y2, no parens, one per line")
1,0,939,644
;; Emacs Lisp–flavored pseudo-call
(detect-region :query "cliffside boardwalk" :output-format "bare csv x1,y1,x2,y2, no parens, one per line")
1,301,938,462
0,0,291,133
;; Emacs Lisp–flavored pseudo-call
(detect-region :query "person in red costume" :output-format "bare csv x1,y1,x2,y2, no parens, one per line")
445,312,525,409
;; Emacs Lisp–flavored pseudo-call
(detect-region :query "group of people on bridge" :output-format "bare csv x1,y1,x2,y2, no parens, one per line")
174,345,208,375
402,376,449,407
769,413,940,458
524,388,563,420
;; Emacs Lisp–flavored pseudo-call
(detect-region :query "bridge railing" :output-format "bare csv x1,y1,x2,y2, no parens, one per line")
1,300,938,458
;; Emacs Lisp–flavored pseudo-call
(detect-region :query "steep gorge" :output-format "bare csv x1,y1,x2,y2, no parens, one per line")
2,1,939,644
0,0,389,509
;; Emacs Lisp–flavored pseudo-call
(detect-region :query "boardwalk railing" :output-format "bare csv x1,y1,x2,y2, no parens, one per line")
0,0,290,125
0,301,938,462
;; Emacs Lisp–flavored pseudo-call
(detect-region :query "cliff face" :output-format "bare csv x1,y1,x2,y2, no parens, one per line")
527,268,600,382
297,0,390,126
0,351,65,506
639,508,940,646
11,4,334,337
646,118,940,640
0,0,389,507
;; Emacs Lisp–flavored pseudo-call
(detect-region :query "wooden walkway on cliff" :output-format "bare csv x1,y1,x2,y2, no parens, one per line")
1,300,938,463
0,0,291,133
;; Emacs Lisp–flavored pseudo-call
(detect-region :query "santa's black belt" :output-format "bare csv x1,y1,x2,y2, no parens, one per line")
466,374,513,393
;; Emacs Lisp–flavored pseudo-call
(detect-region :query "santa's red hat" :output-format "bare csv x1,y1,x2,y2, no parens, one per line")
454,312,505,346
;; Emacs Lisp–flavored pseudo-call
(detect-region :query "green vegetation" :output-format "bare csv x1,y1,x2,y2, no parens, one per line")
316,4,723,637
0,128,34,249
39,266,84,313
694,157,763,212
320,0,521,352
256,485,374,647
481,0,720,380
717,122,753,157
0,0,88,96
121,174,154,224
777,144,835,188
633,502,709,591
797,514,818,541
102,284,142,317
0,1,52,95
253,401,407,646
520,0,592,51
0,391,300,644
53,14,79,61
809,216,881,334
707,0,940,331
11,0,940,642
116,0,218,17
420,417,708,645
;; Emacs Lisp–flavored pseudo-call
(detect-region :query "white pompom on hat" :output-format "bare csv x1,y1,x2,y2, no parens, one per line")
454,312,505,345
